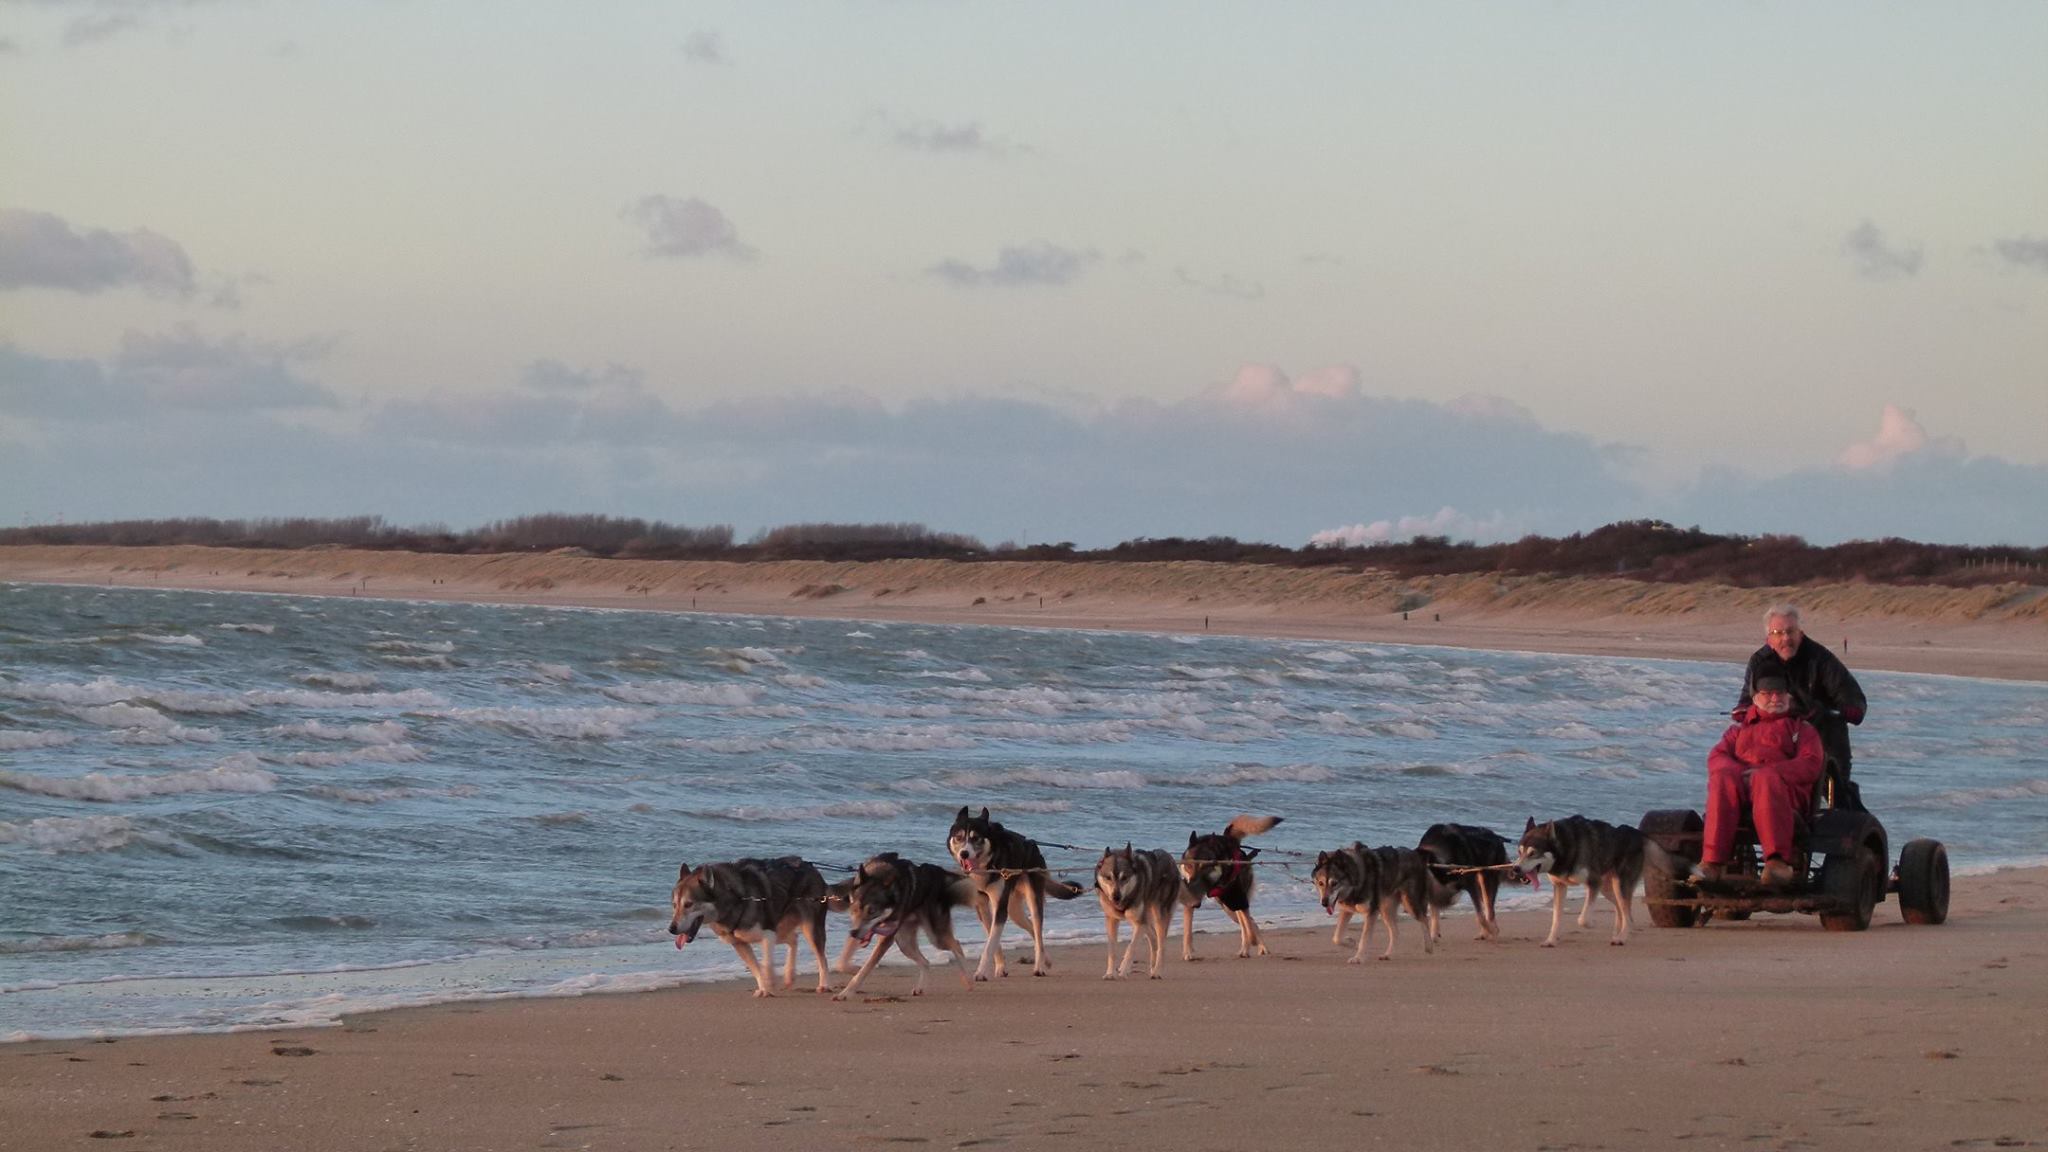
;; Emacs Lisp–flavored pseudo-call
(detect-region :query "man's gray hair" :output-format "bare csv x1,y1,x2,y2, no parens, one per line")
1764,603,1802,628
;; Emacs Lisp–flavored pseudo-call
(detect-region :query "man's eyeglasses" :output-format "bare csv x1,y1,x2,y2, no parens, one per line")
1767,628,1799,637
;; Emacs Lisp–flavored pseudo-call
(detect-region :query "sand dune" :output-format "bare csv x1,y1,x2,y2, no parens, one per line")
4,543,2044,680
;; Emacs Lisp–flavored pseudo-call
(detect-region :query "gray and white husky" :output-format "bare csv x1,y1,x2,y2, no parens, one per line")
1094,844,1197,979
832,852,979,1001
668,856,830,997
1514,815,1669,946
947,807,1087,980
1179,814,1284,958
1311,842,1454,962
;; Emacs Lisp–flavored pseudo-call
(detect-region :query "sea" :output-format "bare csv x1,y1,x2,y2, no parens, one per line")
3,581,2044,1041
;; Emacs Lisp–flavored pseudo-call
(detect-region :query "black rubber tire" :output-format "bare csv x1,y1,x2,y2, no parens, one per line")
1897,839,1950,926
1643,856,1699,929
1819,844,1881,932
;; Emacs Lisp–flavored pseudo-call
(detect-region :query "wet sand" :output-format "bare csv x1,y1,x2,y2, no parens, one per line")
7,869,2044,1152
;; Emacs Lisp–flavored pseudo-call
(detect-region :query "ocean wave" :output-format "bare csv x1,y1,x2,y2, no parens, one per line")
216,622,275,634
275,744,428,767
0,756,277,801
0,931,161,954
600,681,760,707
530,663,577,681
0,676,145,706
136,632,206,647
1203,763,1338,786
307,782,478,804
0,814,139,853
268,719,409,744
675,726,975,755
0,730,76,750
368,639,455,654
301,672,381,690
245,687,447,709
379,654,455,670
1165,663,1238,681
698,799,910,822
939,766,1147,790
914,668,994,683
425,705,648,740
1902,778,2048,809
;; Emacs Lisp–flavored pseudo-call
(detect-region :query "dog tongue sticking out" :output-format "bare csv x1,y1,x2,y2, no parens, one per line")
674,935,687,950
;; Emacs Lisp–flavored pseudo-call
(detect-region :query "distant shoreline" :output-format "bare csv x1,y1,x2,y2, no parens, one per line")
4,542,2045,681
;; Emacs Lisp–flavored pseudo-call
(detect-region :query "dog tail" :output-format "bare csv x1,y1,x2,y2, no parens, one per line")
1223,814,1283,841
1044,878,1087,900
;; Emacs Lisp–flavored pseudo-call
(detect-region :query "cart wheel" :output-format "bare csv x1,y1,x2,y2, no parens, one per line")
1819,844,1881,932
1643,854,1698,929
1896,839,1950,926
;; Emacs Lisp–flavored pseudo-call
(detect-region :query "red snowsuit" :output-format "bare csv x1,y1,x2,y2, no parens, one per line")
1703,705,1826,865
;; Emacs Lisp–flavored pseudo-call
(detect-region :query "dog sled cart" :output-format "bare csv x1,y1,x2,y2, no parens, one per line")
1637,738,1950,932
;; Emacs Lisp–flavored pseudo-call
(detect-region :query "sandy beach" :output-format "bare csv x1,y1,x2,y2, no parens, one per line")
5,544,2046,1151
7,870,2045,1152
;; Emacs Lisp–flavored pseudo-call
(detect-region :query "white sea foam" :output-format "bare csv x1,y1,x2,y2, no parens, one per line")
675,726,975,754
426,705,648,740
531,663,577,681
0,676,145,705
368,639,455,654
268,719,409,744
136,633,206,647
1166,663,1238,681
245,687,448,709
0,730,76,750
217,622,275,634
0,814,138,852
1204,763,1337,785
0,755,276,801
308,782,478,804
301,672,381,690
940,766,1147,790
701,800,909,822
380,654,454,669
274,744,428,767
600,681,760,707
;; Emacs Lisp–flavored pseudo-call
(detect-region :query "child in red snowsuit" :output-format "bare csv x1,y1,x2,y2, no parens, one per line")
1696,674,1824,888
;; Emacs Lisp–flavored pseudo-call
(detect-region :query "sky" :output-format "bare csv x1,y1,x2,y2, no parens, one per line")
3,1,2045,548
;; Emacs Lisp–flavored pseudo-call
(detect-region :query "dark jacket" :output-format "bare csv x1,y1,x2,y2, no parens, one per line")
1737,636,1866,773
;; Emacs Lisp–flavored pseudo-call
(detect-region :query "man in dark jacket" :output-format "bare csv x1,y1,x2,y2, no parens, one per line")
1736,603,1867,802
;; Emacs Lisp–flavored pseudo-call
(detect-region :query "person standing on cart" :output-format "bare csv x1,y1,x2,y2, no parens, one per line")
1737,603,1868,808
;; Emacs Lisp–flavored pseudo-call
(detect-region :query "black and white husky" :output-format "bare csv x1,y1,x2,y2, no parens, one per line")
831,852,978,1001
1416,823,1512,941
1311,842,1453,962
1179,814,1284,958
1515,815,1667,946
668,856,830,997
947,807,1086,979
1094,844,1196,979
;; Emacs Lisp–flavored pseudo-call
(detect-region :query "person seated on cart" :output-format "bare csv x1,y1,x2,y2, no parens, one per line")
1694,673,1825,889
1737,603,1867,804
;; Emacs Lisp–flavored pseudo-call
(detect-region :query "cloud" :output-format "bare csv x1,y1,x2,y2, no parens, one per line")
681,29,725,65
371,360,677,447
63,11,144,47
928,242,1099,288
1842,220,1923,280
1310,508,1510,547
1838,404,1942,472
0,329,338,421
1173,267,1264,300
1992,235,2048,273
621,195,756,261
892,119,1011,155
0,209,197,296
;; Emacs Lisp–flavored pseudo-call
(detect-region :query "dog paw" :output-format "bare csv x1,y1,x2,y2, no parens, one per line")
831,992,850,1003
1610,939,1626,947
1540,940,1558,949
752,988,774,999
1346,955,1363,966
1149,972,1163,980
911,987,925,996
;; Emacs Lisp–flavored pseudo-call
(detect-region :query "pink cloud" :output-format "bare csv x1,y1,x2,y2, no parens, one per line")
1838,405,1932,472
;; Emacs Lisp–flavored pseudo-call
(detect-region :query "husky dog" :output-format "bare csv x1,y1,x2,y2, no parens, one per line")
832,852,978,1001
1514,815,1665,947
669,856,830,997
1311,842,1452,962
1179,814,1284,959
947,807,1087,980
1094,843,1197,979
1416,823,1512,941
